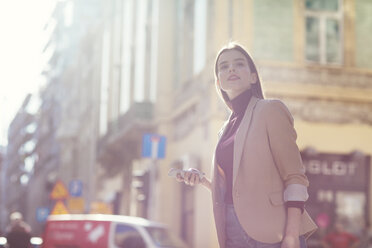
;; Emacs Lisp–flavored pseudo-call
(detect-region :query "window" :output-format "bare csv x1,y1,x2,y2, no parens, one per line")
193,0,207,74
336,191,366,234
134,0,147,102
25,122,37,134
64,1,74,27
149,0,159,103
145,226,187,247
120,0,134,113
175,0,195,87
100,27,110,136
114,224,146,248
305,0,343,64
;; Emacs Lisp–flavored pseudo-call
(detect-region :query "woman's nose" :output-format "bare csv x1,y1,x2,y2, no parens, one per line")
229,65,235,72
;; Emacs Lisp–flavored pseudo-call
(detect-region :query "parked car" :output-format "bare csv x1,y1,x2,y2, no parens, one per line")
0,237,6,248
41,214,188,248
0,236,42,248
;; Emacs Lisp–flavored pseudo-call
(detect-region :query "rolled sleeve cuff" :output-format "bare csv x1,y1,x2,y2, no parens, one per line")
284,184,309,202
286,201,305,213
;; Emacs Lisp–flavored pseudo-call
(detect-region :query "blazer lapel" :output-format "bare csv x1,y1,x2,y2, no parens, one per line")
233,96,260,187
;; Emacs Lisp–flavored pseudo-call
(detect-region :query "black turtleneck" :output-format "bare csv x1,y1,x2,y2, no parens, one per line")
216,89,252,204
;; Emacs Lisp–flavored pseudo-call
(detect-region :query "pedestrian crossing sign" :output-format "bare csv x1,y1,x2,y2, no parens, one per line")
50,180,69,200
51,201,69,215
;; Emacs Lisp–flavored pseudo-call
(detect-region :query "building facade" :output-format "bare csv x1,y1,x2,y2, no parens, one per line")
98,0,372,247
2,0,371,246
0,95,39,230
96,0,158,217
1,0,104,235
31,0,103,234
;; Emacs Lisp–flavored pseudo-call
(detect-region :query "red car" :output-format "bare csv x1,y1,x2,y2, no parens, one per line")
41,214,188,248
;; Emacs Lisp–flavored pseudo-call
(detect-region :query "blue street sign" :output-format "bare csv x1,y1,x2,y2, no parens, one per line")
142,134,166,159
69,180,83,197
36,207,50,223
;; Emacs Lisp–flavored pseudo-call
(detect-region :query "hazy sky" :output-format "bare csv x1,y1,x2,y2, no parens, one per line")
0,0,55,146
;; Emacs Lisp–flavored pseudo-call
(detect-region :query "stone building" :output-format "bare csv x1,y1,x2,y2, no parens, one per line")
34,0,103,222
0,0,104,235
3,0,371,246
0,94,39,230
97,0,372,247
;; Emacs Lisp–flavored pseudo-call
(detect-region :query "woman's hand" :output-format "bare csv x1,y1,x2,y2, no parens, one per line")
175,168,211,190
281,235,300,248
176,168,202,186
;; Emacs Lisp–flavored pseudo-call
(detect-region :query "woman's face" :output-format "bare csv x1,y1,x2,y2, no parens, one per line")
216,49,257,100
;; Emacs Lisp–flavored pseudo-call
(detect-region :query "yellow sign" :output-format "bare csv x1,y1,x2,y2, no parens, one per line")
90,202,113,214
51,201,69,215
50,180,69,200
67,197,85,214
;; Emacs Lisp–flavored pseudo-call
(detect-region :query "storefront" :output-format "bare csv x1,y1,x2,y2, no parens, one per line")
301,148,370,247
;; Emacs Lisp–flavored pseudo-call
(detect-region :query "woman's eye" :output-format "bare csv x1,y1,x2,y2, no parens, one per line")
219,65,228,71
236,62,245,67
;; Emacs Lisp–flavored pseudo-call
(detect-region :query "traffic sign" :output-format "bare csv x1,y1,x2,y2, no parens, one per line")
36,207,50,222
51,201,69,215
50,180,69,200
67,197,85,214
142,134,166,159
90,202,113,214
69,180,83,197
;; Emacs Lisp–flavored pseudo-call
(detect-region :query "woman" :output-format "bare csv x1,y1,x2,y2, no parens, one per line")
174,42,317,248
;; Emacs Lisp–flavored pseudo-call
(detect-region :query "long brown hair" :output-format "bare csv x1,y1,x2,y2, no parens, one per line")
214,42,264,109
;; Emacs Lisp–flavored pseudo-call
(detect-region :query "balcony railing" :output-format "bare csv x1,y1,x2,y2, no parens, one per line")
107,102,153,136
97,102,154,173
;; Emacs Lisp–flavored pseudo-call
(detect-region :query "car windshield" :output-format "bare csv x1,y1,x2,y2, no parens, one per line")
145,226,187,248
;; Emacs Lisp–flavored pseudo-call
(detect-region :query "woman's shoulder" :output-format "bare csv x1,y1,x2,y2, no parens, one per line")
256,99,294,123
256,98,290,112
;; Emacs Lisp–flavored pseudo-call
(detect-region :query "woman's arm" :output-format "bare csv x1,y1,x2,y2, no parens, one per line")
264,100,309,187
201,177,212,191
281,207,302,248
264,100,310,248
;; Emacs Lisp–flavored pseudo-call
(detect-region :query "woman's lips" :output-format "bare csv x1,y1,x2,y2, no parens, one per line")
228,75,240,80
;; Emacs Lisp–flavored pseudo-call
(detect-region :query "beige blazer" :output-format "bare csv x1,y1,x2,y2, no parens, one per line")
211,96,317,247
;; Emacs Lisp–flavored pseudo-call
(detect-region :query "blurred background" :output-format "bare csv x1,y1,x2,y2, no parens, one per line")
0,0,372,247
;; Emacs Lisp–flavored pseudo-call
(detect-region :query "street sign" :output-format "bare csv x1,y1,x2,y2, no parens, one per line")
142,134,166,159
67,197,85,214
51,201,69,215
50,180,69,200
36,207,50,222
69,180,83,197
90,202,113,214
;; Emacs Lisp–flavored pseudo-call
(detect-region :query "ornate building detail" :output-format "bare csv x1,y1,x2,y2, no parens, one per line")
284,98,372,125
259,65,372,89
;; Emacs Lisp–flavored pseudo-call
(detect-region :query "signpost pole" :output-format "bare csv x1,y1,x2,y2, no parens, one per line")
148,136,159,220
142,134,166,220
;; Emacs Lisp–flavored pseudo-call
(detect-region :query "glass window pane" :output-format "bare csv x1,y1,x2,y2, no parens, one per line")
326,19,341,63
306,17,320,62
305,0,338,12
193,0,207,74
336,191,365,234
114,224,146,248
145,227,187,248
